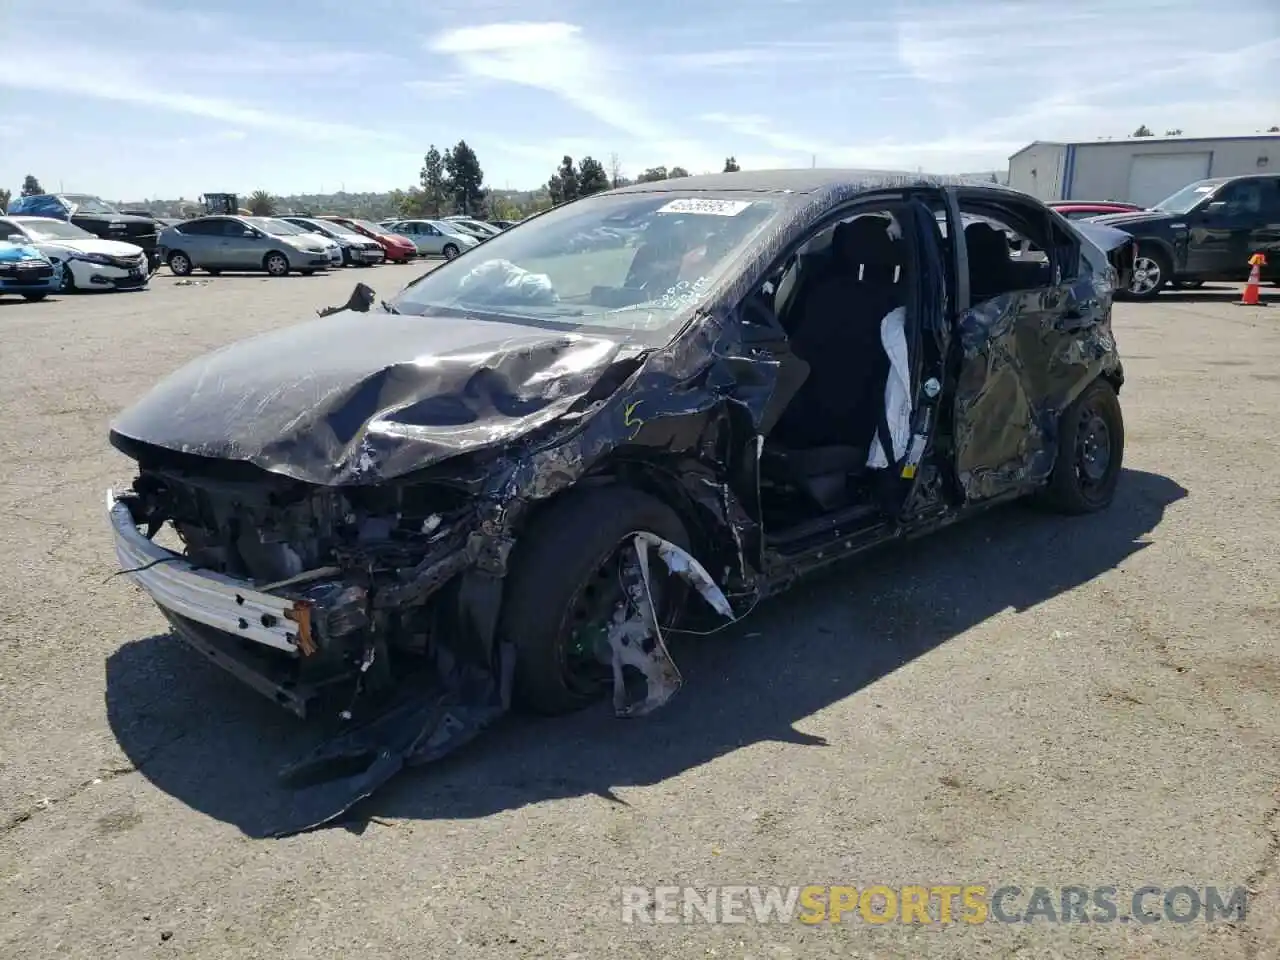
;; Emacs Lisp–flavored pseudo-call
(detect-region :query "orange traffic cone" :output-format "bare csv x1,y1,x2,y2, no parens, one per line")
1237,253,1268,306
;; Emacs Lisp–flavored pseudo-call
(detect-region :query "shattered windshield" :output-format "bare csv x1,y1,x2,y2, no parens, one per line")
390,193,780,333
1153,180,1220,214
64,195,120,215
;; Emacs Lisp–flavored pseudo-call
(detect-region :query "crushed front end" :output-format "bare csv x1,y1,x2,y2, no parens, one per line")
108,458,486,719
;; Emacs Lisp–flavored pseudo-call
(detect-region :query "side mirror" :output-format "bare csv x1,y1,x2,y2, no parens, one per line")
7,234,26,244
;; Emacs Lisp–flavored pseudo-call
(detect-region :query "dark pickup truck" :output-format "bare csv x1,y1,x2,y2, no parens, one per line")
5,193,162,269
1090,173,1280,299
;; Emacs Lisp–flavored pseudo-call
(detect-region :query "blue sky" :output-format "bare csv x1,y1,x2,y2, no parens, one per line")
2,0,1277,200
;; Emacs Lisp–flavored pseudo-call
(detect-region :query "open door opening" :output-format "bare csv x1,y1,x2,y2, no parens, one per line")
754,205,922,553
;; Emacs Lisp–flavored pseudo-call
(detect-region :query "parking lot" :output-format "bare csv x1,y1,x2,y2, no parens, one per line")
1,267,1277,959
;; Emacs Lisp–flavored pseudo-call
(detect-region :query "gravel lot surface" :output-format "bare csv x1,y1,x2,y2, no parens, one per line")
1,265,1277,959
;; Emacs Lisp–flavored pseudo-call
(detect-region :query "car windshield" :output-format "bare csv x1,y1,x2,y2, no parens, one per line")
432,221,476,238
20,220,95,240
348,218,391,236
390,193,781,335
1153,180,1220,214
63,195,120,215
250,217,304,236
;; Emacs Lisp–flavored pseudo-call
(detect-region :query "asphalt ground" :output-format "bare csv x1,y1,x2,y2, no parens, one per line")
0,264,1277,959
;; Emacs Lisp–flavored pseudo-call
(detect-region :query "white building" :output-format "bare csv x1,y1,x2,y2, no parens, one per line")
1007,135,1279,208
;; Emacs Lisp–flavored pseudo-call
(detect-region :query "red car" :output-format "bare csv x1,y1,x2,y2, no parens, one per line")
318,216,417,263
1048,201,1145,221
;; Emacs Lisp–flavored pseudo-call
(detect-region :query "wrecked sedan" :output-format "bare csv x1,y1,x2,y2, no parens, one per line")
107,171,1133,824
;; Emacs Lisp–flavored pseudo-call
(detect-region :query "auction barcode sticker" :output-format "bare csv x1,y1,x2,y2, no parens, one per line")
656,198,753,216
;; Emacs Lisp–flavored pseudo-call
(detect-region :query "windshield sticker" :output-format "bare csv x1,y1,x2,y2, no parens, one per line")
655,198,752,217
657,276,713,310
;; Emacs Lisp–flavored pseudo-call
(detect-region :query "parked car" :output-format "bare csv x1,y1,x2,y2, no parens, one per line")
1047,201,1145,220
6,193,162,271
384,218,480,258
441,216,503,238
259,218,343,267
281,217,386,266
0,215,150,292
0,238,59,301
489,219,520,230
105,170,1133,827
1089,173,1280,299
318,216,417,263
156,215,332,277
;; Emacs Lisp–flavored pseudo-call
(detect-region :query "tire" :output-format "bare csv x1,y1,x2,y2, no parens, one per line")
205,269,221,277
167,251,193,276
1040,378,1124,515
300,269,315,276
60,262,76,292
499,485,690,715
21,292,48,302
264,252,290,277
1127,244,1169,300
1173,279,1204,290
442,243,460,260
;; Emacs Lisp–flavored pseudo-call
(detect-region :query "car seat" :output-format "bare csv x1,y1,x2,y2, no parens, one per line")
964,221,1013,301
764,215,903,511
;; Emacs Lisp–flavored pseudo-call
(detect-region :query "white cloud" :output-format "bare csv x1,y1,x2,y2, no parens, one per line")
0,46,387,142
404,76,471,99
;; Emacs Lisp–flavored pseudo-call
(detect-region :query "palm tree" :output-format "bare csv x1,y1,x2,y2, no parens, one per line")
247,190,275,216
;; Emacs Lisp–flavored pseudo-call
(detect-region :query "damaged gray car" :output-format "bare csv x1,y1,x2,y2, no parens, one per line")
106,170,1136,833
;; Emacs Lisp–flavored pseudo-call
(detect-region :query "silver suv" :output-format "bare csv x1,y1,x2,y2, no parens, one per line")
158,216,331,277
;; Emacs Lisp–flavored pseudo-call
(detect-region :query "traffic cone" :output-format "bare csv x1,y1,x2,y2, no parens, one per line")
1236,253,1268,307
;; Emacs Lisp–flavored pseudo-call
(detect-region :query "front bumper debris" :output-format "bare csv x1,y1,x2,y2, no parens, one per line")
108,489,308,656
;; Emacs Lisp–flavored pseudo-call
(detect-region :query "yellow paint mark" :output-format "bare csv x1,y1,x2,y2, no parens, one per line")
623,399,646,440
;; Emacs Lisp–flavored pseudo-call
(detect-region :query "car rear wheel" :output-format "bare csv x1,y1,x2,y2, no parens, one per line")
167,251,193,276
442,243,460,259
1040,378,1124,514
60,263,77,292
264,252,290,277
498,486,691,716
1127,245,1169,300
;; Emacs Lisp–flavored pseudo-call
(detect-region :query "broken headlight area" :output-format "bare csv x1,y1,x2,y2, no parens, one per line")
118,467,480,697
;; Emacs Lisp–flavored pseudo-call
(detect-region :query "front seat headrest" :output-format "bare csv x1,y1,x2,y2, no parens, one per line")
832,216,900,271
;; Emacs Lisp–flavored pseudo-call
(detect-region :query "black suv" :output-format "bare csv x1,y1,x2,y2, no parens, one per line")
5,193,162,269
1090,173,1280,299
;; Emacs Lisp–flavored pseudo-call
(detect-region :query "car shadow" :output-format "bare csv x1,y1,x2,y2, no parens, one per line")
105,468,1187,838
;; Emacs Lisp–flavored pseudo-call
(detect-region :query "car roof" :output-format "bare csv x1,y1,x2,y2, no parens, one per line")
6,215,65,222
607,167,1008,197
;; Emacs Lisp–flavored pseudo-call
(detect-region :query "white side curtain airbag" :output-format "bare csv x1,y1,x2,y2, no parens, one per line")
868,305,911,469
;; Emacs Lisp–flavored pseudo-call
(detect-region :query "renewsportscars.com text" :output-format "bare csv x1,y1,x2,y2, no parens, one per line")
620,884,1248,925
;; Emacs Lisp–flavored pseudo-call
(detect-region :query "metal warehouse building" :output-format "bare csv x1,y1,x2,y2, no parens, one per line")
1007,135,1279,208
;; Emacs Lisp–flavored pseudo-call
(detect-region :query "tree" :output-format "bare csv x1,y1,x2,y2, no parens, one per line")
637,166,668,183
442,140,486,216
1268,126,1279,132
20,175,43,197
0,188,9,212
578,156,610,196
668,166,690,179
419,146,446,217
1131,125,1153,137
608,153,623,189
549,155,580,206
247,190,275,215
1164,128,1183,136
723,156,740,172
